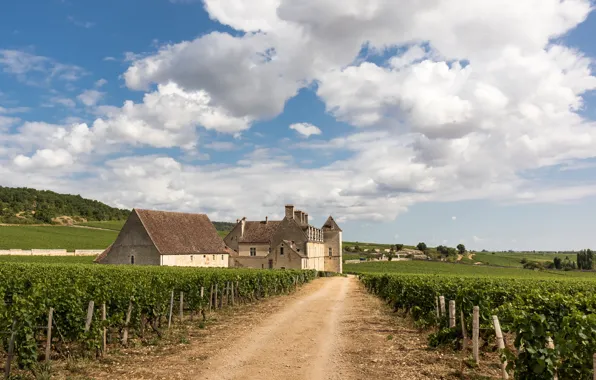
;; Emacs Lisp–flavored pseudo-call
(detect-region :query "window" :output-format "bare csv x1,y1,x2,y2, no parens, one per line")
221,255,224,260
328,247,333,257
190,255,194,261
130,255,135,265
212,255,215,260
250,247,256,256
203,255,206,259
280,247,284,256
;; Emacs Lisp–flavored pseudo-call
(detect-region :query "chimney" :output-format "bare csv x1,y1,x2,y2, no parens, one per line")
294,210,301,222
285,204,295,219
265,216,268,224
304,213,309,225
241,217,246,237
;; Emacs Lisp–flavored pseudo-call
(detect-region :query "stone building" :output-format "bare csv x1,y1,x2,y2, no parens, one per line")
224,205,342,272
96,209,230,267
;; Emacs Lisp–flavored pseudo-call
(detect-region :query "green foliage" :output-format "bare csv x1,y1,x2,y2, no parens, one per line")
0,263,317,369
457,244,466,255
344,260,596,279
428,327,459,349
211,221,236,232
416,242,427,252
76,220,126,230
577,249,594,270
0,226,118,250
359,272,596,378
436,245,458,257
0,256,95,264
395,244,404,252
0,186,130,223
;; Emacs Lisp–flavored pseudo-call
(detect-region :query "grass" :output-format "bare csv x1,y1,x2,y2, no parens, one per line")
462,251,575,268
77,220,126,231
0,255,96,264
345,260,596,279
217,230,229,238
0,226,117,250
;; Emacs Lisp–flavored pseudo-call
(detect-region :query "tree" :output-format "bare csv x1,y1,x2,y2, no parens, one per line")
395,244,404,252
354,245,361,252
588,249,594,270
416,242,427,252
553,257,562,270
457,244,466,255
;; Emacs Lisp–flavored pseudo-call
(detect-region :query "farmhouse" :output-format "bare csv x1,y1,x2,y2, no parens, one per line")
96,209,230,267
224,205,343,272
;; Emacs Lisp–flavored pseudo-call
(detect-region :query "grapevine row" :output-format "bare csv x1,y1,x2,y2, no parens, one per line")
359,273,596,379
0,263,316,371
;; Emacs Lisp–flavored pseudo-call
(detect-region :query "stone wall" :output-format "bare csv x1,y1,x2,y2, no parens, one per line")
161,253,228,267
0,249,104,256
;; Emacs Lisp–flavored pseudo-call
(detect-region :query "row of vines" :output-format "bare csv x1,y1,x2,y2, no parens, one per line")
359,273,596,379
0,263,317,373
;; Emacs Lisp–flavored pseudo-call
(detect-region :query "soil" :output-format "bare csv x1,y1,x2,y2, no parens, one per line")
53,276,502,380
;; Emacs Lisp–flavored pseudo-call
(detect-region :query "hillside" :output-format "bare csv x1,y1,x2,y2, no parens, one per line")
0,186,129,224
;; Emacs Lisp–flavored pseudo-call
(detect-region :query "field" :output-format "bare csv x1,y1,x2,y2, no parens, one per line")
76,220,126,230
0,255,95,264
0,263,316,375
0,226,118,250
345,260,596,279
461,251,574,267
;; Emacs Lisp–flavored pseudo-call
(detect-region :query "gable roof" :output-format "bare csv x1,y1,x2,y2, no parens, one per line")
280,239,306,258
94,243,112,263
238,220,282,243
136,209,229,255
322,216,342,232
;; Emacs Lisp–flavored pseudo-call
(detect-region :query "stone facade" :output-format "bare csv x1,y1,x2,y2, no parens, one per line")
97,209,230,267
225,204,342,273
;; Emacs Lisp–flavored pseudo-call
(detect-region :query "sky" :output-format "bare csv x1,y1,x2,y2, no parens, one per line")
1,0,596,251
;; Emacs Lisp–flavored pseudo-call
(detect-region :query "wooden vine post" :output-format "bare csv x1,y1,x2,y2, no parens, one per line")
179,292,184,322
101,303,107,355
84,301,95,332
168,290,174,328
492,315,508,379
214,284,218,310
4,320,16,379
231,282,235,306
439,296,446,317
546,337,558,380
473,306,480,365
46,307,54,362
122,299,133,346
449,300,456,328
460,310,468,350
436,297,440,318
593,353,596,380
209,284,214,312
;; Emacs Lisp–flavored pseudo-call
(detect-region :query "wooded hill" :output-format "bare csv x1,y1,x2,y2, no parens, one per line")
0,186,130,224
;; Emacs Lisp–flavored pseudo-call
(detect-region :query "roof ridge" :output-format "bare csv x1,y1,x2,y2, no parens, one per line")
135,208,208,217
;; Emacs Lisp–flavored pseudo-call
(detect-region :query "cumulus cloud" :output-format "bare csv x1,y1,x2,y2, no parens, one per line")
2,0,596,221
95,78,107,87
77,89,105,106
289,122,322,138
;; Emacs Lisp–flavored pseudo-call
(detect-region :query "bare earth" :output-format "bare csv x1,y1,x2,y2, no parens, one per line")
63,276,499,380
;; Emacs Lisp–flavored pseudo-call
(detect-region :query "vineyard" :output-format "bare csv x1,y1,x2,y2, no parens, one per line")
0,263,316,376
359,272,596,379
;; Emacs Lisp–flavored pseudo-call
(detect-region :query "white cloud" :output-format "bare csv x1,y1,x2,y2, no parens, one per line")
204,141,237,151
2,0,596,222
67,16,95,29
95,78,107,87
103,56,116,62
45,96,76,108
289,122,322,138
14,148,74,169
452,216,457,220
473,235,483,242
0,49,85,84
77,89,105,106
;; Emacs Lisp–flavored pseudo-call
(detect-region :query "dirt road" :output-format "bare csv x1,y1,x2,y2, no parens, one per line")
71,276,486,380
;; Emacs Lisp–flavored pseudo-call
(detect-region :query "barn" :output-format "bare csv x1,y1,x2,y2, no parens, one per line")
95,209,230,267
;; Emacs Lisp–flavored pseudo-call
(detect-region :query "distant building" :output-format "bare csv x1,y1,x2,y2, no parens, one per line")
224,205,342,272
96,209,230,267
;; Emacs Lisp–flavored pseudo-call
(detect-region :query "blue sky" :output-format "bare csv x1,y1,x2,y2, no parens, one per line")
1,0,596,251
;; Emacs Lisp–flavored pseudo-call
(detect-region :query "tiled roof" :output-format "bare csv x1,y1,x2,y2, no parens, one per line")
94,243,112,263
239,220,282,243
281,239,306,258
136,209,229,255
